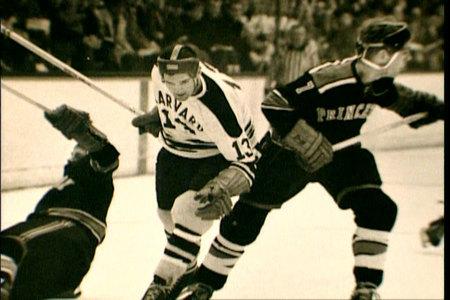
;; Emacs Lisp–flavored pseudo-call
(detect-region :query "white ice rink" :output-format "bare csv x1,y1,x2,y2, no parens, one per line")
1,147,444,300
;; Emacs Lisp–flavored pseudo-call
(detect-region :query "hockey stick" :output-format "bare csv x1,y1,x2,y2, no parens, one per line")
1,24,144,116
2,82,51,112
332,112,428,151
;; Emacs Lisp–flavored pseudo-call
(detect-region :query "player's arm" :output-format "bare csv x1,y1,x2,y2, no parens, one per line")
261,74,317,138
36,105,119,238
44,104,120,176
262,74,333,173
387,83,445,128
131,106,162,137
194,104,258,220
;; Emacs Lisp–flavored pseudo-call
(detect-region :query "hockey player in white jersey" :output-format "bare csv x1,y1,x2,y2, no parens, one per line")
132,44,268,300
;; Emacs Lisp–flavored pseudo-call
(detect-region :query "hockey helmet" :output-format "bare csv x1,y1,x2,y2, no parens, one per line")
356,18,411,69
356,19,411,53
157,44,200,78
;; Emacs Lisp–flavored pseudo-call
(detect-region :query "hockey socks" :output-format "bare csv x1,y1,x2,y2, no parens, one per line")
197,234,246,290
352,226,389,286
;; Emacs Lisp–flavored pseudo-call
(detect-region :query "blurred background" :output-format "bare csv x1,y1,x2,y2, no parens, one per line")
1,0,444,77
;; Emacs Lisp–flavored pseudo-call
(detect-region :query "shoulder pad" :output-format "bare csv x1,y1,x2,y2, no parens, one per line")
309,57,358,93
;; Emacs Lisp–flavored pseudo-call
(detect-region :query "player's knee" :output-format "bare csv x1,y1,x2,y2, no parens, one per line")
343,188,398,231
219,201,270,246
171,190,214,235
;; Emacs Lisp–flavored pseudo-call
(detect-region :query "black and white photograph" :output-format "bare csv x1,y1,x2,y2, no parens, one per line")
1,0,444,299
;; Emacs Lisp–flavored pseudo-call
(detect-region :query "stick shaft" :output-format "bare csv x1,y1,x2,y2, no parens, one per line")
332,112,428,151
1,82,51,112
1,25,143,115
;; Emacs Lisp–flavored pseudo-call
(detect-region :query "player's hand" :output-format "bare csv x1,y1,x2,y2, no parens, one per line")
45,104,107,152
194,181,232,220
131,107,161,137
282,119,333,173
409,105,444,129
45,104,90,139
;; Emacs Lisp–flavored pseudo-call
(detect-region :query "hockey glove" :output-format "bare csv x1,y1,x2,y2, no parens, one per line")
45,104,107,153
194,166,251,220
131,106,162,137
281,119,333,173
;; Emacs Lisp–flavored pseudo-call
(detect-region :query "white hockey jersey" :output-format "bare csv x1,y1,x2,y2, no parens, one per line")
151,62,260,182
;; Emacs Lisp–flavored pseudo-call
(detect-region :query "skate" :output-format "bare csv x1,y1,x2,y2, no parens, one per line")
168,266,198,300
351,282,380,300
142,282,171,300
420,217,444,247
176,283,213,300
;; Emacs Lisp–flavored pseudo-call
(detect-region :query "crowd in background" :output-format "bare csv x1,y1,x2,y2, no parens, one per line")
1,0,444,81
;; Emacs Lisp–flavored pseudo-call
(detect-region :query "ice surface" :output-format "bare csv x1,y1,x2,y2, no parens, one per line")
1,148,444,299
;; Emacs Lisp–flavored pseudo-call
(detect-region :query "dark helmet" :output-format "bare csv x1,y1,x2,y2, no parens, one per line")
157,44,200,78
356,18,411,55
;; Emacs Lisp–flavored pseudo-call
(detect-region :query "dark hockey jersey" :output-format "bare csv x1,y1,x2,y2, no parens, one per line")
262,56,444,144
31,143,120,242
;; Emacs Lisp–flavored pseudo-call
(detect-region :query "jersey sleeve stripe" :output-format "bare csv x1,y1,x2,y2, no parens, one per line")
162,133,218,151
199,74,243,138
230,161,255,182
318,77,357,94
261,103,295,111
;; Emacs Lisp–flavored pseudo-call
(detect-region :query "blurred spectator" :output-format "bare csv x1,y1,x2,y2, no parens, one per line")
107,0,160,72
311,0,336,37
326,10,357,59
136,0,166,47
80,0,117,71
210,0,252,74
270,23,320,86
159,0,187,45
49,0,87,67
247,32,275,73
196,0,230,51
1,0,51,73
179,0,207,48
1,0,444,74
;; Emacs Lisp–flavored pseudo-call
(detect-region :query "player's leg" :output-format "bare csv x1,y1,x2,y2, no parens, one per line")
178,144,310,299
1,216,96,299
177,201,271,300
1,235,25,300
143,150,229,299
319,147,395,300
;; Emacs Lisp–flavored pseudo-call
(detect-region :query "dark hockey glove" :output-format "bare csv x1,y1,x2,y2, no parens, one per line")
45,104,107,152
281,119,333,173
131,106,161,137
194,166,251,220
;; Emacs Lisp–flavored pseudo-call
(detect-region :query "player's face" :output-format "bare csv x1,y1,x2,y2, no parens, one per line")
383,48,411,76
363,47,411,77
163,73,197,101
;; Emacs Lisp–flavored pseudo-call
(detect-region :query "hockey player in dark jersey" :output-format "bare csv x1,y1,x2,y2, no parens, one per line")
177,18,445,300
0,105,120,300
131,44,266,300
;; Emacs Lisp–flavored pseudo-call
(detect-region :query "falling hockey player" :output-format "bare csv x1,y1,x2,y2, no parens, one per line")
177,17,445,300
1,104,120,299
